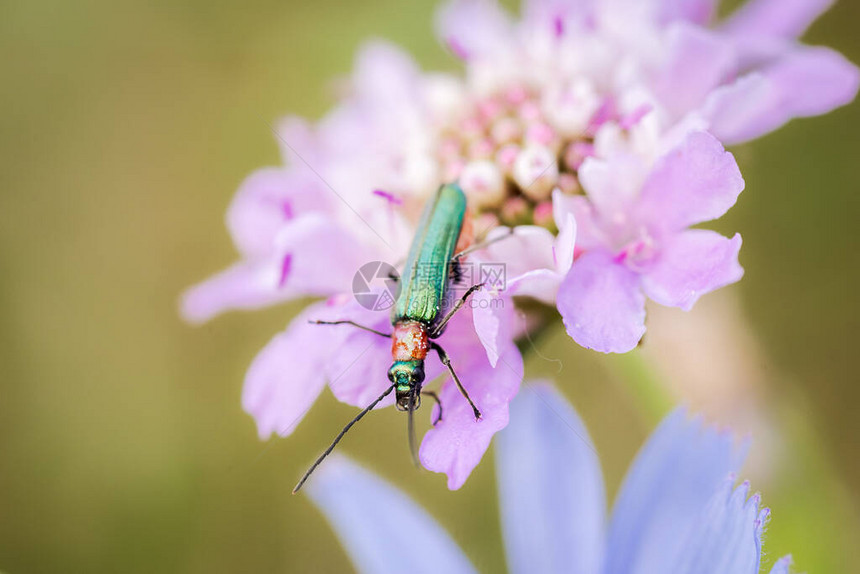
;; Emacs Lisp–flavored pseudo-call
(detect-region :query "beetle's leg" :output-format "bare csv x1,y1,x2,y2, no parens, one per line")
421,390,443,426
309,320,391,338
430,342,481,420
429,283,484,339
452,227,515,260
450,258,464,285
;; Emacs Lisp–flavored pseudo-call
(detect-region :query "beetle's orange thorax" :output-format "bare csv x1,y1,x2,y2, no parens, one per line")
391,321,429,361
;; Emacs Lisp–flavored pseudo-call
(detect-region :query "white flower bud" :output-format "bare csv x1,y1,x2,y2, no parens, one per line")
460,160,506,209
513,145,558,201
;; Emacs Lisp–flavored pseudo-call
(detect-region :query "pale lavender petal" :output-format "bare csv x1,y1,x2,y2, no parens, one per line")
496,382,605,574
353,40,420,104
274,214,376,297
769,555,793,574
670,479,766,574
307,455,477,574
558,251,646,354
758,46,859,121
578,155,643,220
241,304,332,439
722,0,834,39
476,225,563,306
506,268,564,304
604,410,747,574
642,231,743,311
522,0,596,33
638,131,744,230
436,0,513,60
700,73,771,144
651,24,736,117
227,168,291,258
552,191,577,275
180,260,290,324
499,209,575,304
657,0,717,24
482,225,556,281
181,213,373,323
274,116,324,170
227,168,327,258
704,48,860,144
420,310,523,489
323,303,396,409
560,195,606,251
471,287,504,367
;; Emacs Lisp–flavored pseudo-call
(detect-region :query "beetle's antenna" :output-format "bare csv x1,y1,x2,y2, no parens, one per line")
293,383,396,494
407,386,420,467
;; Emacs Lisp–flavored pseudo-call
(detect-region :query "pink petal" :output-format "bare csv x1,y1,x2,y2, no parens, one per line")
435,0,513,61
703,47,859,145
227,168,290,258
475,214,575,307
274,116,324,171
324,304,397,409
641,230,743,311
181,215,374,323
273,214,374,296
721,0,834,40
558,250,646,353
578,155,643,218
638,131,744,231
651,24,736,117
241,304,332,439
522,0,596,33
353,41,421,104
227,168,327,258
558,194,605,251
472,287,504,367
180,260,290,324
481,225,556,278
657,0,717,25
553,210,577,275
420,309,523,489
507,269,564,304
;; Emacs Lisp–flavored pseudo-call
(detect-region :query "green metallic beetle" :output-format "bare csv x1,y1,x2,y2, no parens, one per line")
293,182,505,493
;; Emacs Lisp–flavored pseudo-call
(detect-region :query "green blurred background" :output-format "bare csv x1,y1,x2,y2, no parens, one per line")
1,0,858,572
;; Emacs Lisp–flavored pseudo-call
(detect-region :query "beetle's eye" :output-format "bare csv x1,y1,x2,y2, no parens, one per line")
413,367,425,384
387,369,396,383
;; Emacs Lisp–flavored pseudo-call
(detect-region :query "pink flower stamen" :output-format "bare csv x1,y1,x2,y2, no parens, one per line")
278,253,293,288
372,189,403,205
553,15,565,37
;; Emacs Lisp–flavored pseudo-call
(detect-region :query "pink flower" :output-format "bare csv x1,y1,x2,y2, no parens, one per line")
557,130,745,353
439,0,858,145
182,0,856,488
242,296,522,490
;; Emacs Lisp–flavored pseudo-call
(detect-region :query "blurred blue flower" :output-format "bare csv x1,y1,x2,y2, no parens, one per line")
306,382,792,574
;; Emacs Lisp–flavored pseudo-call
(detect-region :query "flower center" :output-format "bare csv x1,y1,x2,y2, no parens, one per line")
435,83,599,234
614,230,659,273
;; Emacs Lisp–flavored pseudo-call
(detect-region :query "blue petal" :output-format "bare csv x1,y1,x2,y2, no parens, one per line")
496,382,606,574
670,479,769,573
306,455,477,574
604,409,747,574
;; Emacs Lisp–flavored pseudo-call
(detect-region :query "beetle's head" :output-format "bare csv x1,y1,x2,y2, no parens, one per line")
388,360,425,411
